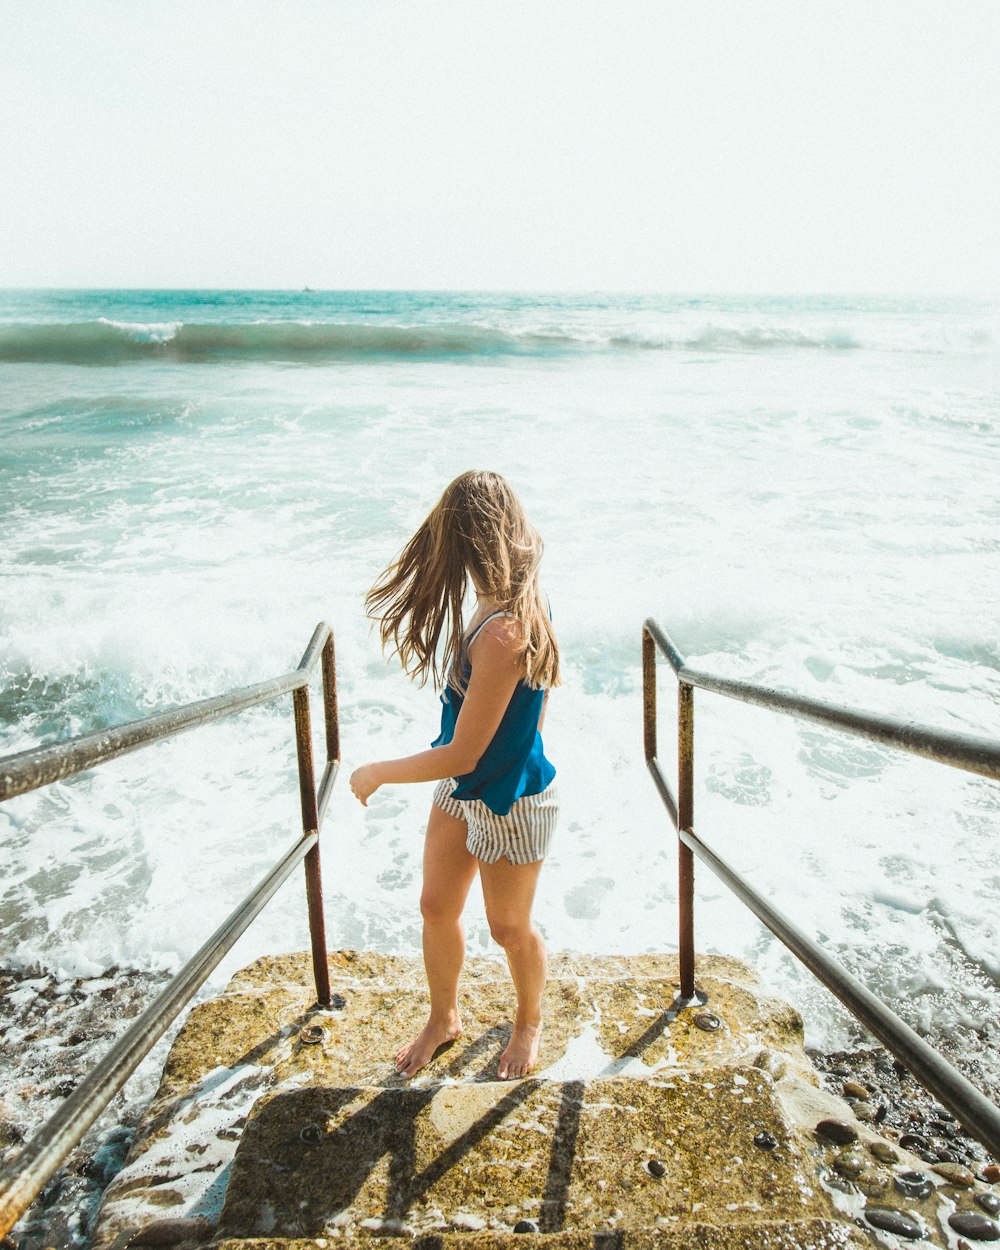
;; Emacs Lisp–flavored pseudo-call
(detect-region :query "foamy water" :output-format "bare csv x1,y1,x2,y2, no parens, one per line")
2,290,999,1086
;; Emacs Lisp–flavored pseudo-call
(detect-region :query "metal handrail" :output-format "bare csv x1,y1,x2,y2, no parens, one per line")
643,617,1000,1159
0,623,340,1241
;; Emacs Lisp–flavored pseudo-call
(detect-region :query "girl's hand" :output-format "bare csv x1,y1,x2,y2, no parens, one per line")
350,763,383,807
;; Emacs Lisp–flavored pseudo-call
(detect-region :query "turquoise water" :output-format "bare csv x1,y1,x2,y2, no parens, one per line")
1,289,999,1071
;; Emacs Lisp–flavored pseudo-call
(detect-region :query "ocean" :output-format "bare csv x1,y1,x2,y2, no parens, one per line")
1,289,999,1236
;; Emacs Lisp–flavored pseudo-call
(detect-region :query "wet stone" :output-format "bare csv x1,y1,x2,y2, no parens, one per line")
864,1206,924,1239
938,1149,960,1164
646,1159,667,1177
977,1194,1000,1216
693,1011,721,1032
983,1164,1000,1184
834,1148,867,1179
869,1140,899,1165
900,1132,928,1153
934,1161,977,1188
853,1101,877,1123
843,1080,870,1100
949,1212,1000,1241
753,1130,778,1151
816,1119,858,1146
513,1220,539,1234
894,1170,933,1200
127,1218,214,1246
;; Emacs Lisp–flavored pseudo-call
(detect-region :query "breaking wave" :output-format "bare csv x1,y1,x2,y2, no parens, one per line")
2,315,992,364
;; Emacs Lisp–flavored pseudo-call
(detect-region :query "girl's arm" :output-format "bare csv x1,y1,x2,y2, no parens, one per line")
350,619,522,806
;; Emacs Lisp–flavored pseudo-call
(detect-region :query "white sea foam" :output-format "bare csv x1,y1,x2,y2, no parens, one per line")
0,290,998,1092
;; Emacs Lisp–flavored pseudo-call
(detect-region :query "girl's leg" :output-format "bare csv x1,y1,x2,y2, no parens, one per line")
395,802,479,1077
478,856,547,1079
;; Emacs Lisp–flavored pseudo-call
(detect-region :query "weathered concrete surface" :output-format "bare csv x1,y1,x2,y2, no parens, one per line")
215,1228,870,1250
89,952,1000,1250
215,1070,829,1240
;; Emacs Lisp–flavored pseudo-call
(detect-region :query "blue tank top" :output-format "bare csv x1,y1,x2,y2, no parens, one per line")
431,609,556,816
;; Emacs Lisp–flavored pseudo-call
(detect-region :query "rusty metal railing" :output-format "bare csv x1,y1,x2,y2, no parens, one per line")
643,616,1000,1160
0,622,340,1241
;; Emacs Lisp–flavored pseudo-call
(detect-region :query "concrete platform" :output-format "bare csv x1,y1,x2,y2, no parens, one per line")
89,952,999,1250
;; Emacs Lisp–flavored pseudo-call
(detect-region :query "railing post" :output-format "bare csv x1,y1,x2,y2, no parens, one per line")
293,684,331,1007
642,627,657,764
677,681,695,1000
321,633,340,768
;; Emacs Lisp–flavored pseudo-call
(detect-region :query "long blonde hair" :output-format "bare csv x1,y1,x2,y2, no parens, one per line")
366,471,560,691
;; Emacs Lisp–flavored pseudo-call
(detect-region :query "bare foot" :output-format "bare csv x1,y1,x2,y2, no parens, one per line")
498,1021,542,1080
395,1013,462,1078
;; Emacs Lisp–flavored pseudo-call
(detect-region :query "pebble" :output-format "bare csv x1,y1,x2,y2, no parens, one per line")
646,1159,667,1178
938,1149,960,1164
753,1131,778,1152
859,1169,892,1197
982,1164,1000,1184
868,1141,899,1165
933,1162,977,1188
835,1149,867,1179
853,1101,877,1123
894,1170,933,1200
513,1221,538,1234
977,1195,1000,1216
899,1132,928,1153
693,1011,720,1032
299,1124,324,1145
842,1080,870,1100
948,1212,1000,1242
863,1206,923,1239
816,1119,858,1146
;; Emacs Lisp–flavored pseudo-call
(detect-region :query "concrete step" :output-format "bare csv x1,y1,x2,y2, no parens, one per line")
212,1224,871,1250
92,953,986,1250
213,1072,835,1242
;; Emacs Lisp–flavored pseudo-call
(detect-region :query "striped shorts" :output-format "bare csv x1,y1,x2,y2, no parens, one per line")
432,778,559,865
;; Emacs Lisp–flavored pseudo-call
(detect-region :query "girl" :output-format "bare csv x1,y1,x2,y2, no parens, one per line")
349,470,559,1081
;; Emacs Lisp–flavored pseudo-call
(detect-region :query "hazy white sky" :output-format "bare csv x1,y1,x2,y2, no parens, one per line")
1,1,998,292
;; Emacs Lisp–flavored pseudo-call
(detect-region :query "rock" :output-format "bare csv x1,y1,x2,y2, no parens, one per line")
513,1220,538,1233
842,1080,870,1100
753,1130,778,1151
646,1159,667,1177
934,1162,977,1188
858,1168,892,1197
948,1212,1000,1241
834,1149,866,1179
899,1132,928,1153
894,1170,933,1199
127,1218,214,1246
864,1205,923,1239
977,1194,1000,1216
753,1049,787,1080
982,1164,1000,1184
938,1149,960,1164
868,1140,899,1164
853,1101,877,1123
816,1118,858,1146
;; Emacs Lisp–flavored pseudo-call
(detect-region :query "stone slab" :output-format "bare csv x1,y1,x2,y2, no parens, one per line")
89,953,872,1250
215,1225,872,1250
215,1069,829,1240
